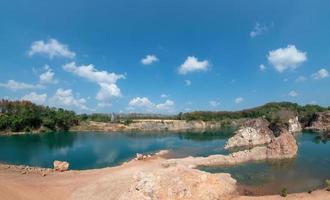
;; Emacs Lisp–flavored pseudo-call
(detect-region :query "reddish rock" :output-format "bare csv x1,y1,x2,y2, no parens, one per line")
53,160,69,172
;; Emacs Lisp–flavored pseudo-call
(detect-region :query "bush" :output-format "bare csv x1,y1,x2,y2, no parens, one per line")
281,188,288,197
326,179,330,191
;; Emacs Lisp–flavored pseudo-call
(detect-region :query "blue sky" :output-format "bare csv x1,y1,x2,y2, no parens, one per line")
0,0,330,113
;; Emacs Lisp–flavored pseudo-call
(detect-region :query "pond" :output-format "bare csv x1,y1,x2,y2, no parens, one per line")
0,130,329,194
0,129,232,169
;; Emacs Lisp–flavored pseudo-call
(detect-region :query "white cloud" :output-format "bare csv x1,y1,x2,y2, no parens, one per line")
0,80,43,91
49,88,90,111
235,97,243,104
209,100,220,107
267,45,307,72
28,38,75,59
259,64,266,71
250,23,267,38
185,80,191,86
63,62,125,101
155,100,174,111
311,68,329,80
129,97,154,107
141,54,159,65
296,76,307,82
288,90,299,97
160,94,168,98
97,102,112,108
21,92,47,105
128,97,175,113
39,65,56,84
178,56,210,74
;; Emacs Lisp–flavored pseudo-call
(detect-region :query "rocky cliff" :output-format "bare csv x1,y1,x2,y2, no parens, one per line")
224,118,274,149
72,119,224,132
168,128,298,167
306,111,330,132
287,116,302,133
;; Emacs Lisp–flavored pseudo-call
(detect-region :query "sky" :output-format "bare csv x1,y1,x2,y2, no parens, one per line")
0,0,330,114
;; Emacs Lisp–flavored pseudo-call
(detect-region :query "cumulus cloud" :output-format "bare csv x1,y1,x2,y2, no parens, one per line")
39,65,56,84
0,80,43,91
235,97,243,104
209,100,220,107
311,68,329,80
28,38,75,59
160,94,168,98
250,23,268,38
21,92,47,105
141,54,159,65
259,64,266,71
63,62,125,102
185,80,191,86
296,76,307,82
49,88,90,111
128,97,175,113
178,56,210,74
288,90,299,97
267,45,307,72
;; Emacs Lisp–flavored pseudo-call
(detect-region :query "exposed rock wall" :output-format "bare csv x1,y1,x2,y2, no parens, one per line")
224,118,274,149
306,111,330,132
288,116,302,134
72,120,224,132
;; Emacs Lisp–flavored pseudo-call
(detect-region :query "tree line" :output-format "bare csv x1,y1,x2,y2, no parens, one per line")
0,100,78,132
0,100,329,133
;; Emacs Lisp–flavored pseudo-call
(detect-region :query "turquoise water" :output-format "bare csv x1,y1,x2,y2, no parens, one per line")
0,130,232,169
200,132,330,194
0,130,329,194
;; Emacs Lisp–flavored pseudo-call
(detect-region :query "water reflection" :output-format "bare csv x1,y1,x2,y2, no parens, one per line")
0,130,232,169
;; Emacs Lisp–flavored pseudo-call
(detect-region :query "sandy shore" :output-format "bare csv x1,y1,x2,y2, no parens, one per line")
1,155,329,200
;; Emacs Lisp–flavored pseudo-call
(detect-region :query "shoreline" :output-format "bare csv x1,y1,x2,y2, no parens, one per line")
1,154,329,200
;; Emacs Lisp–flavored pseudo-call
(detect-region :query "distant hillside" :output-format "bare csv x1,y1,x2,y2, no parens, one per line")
1,100,329,133
181,102,330,127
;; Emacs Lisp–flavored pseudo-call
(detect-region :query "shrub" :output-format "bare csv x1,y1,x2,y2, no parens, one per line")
281,188,288,197
326,179,330,191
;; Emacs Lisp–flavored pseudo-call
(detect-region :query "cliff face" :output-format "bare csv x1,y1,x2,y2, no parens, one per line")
306,111,330,132
288,116,302,134
71,120,224,132
126,120,223,131
224,118,274,149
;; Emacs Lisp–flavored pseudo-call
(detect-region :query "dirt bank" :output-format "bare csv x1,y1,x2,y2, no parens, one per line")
1,154,329,200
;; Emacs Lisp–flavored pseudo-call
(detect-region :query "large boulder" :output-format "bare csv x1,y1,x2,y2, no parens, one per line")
224,118,274,149
119,164,237,200
306,111,330,132
53,160,69,172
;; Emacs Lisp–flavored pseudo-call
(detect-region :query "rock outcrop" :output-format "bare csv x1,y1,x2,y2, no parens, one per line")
53,160,69,172
224,118,274,149
306,111,330,132
266,129,298,159
288,116,302,133
168,129,298,168
119,164,237,200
